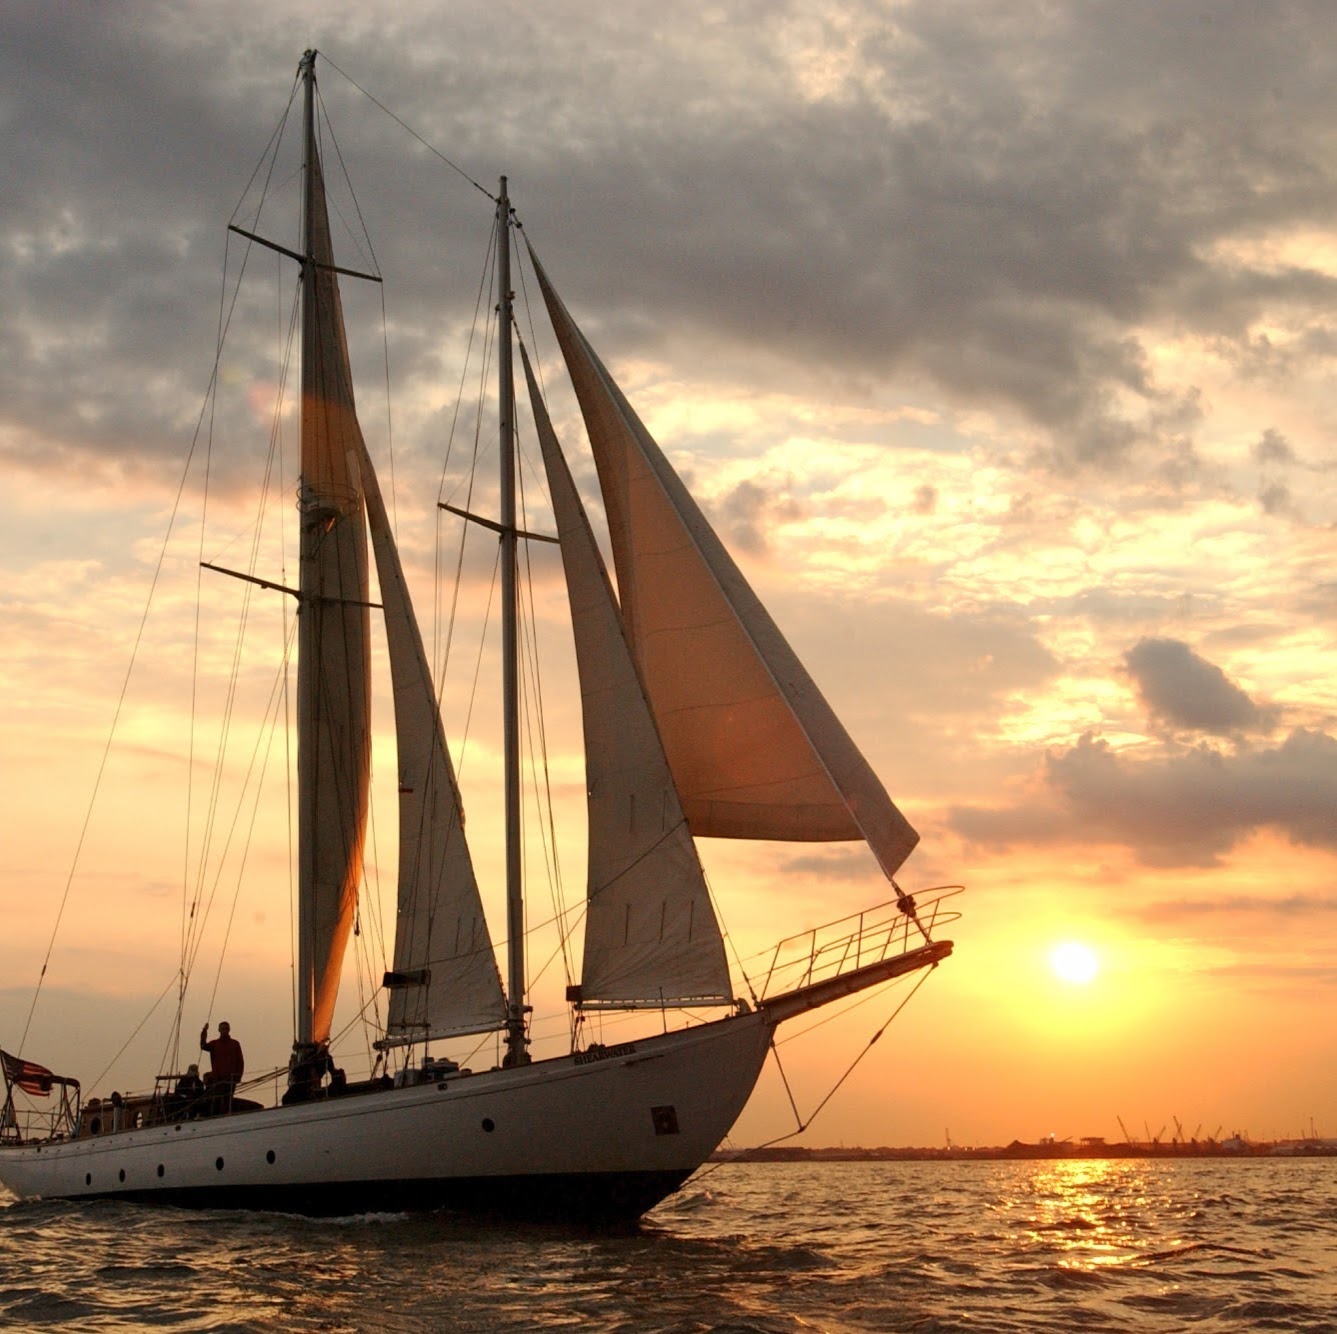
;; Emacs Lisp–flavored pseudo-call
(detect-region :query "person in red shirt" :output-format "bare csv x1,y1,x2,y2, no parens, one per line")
199,1021,244,1107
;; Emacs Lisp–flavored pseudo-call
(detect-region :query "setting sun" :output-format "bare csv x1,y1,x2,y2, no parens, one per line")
1051,941,1100,985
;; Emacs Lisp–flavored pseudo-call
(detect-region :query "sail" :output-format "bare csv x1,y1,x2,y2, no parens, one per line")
354,440,507,1041
529,250,920,882
295,117,372,1046
522,346,731,1007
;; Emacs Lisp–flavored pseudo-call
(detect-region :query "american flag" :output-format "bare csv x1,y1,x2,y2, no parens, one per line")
1,1050,55,1097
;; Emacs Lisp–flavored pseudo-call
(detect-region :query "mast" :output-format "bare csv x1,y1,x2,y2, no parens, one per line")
296,48,319,1045
294,48,372,1049
497,179,529,1066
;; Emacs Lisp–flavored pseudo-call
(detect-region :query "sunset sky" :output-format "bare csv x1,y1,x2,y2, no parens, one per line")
2,2,1335,1152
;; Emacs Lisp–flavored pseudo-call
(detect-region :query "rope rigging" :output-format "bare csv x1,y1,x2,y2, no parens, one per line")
9,54,953,1139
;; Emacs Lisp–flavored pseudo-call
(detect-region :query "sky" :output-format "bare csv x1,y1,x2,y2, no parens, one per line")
2,0,1335,1152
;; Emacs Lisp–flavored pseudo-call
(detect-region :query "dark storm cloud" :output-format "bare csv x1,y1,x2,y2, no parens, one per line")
950,727,1337,867
5,0,1337,481
1125,637,1272,735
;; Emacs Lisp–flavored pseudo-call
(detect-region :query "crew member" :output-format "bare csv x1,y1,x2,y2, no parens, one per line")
170,1063,205,1119
282,1040,336,1105
200,1021,244,1108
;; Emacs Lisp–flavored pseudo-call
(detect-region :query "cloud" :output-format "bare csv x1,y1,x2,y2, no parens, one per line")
1257,480,1298,518
1138,892,1337,923
1252,427,1296,466
1124,637,1274,735
950,728,1337,867
1196,960,1337,995
717,477,805,555
780,847,881,880
5,0,1337,490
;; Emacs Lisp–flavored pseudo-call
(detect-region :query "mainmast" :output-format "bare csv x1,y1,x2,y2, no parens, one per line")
497,179,529,1067
296,47,319,1045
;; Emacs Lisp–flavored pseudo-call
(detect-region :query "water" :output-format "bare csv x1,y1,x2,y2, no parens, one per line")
2,1157,1334,1331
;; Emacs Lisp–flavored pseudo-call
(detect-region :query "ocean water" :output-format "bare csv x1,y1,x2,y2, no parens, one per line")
1,1157,1334,1331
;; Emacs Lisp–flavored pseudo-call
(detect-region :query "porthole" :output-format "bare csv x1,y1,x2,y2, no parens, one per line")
481,1117,495,1133
118,1169,126,1183
266,1150,276,1164
215,1157,225,1171
157,1164,165,1178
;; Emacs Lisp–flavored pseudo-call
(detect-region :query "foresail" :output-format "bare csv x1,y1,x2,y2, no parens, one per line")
297,129,371,1045
355,443,507,1042
522,345,732,1008
529,249,920,882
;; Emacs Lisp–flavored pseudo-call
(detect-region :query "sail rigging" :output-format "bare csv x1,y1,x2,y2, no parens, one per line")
255,60,926,1048
0,53,956,1225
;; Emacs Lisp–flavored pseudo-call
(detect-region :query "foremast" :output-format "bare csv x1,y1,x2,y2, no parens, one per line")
225,52,504,1064
295,50,372,1048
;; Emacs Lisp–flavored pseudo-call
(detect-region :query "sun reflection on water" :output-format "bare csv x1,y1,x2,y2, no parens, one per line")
1009,1159,1166,1270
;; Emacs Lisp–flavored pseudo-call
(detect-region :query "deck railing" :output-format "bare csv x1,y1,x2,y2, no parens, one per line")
1,1084,81,1146
754,885,962,1003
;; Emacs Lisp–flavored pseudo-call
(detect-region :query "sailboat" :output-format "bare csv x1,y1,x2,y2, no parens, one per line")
0,52,956,1222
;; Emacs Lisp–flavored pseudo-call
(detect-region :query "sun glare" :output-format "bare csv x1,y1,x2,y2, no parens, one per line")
1050,941,1099,985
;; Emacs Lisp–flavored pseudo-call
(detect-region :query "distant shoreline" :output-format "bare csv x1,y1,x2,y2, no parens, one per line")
714,1140,1337,1162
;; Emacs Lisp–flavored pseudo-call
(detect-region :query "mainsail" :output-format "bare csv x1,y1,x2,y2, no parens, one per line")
355,439,507,1041
296,95,371,1045
530,250,920,883
522,346,731,1008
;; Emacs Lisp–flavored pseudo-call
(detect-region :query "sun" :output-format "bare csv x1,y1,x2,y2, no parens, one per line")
1050,941,1099,985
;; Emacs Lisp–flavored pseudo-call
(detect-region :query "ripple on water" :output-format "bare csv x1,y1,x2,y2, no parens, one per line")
1,1158,1335,1332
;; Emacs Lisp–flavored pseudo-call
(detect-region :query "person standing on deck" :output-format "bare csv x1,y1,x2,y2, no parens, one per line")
199,1022,244,1105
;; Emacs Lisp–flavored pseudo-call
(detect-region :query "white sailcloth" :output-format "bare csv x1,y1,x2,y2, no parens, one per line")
354,442,507,1042
522,345,732,1008
530,249,920,883
296,130,372,1046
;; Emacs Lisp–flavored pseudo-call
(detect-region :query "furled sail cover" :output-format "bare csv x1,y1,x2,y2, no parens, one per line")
522,345,731,1008
355,438,507,1041
530,249,919,882
297,134,371,1045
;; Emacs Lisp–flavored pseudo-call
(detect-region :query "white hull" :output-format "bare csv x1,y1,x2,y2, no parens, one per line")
0,1012,772,1222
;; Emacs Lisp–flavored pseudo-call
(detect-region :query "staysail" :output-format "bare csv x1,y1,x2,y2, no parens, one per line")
529,250,920,882
522,345,731,1008
295,87,372,1046
354,438,507,1041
